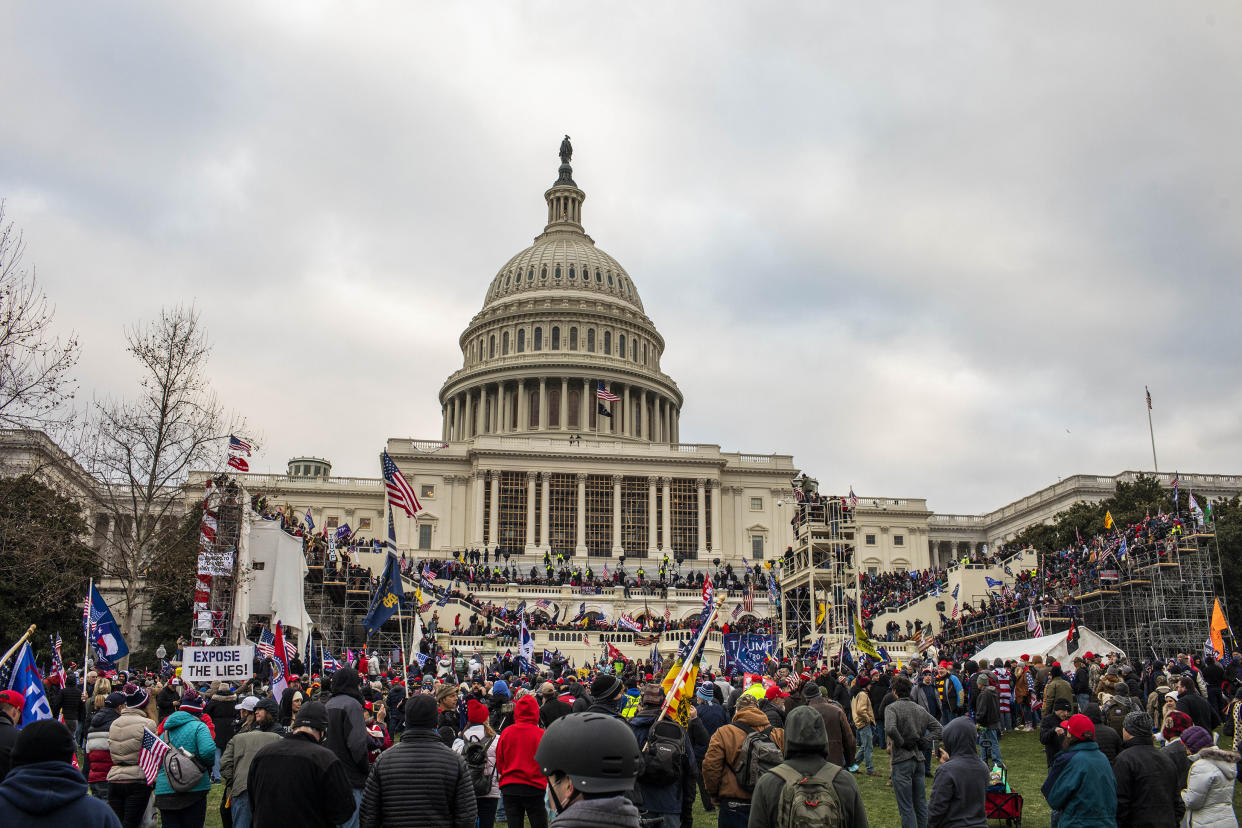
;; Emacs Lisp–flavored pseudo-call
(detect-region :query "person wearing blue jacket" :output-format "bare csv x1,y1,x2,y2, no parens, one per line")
1041,714,1116,828
0,719,121,828
629,684,696,828
153,695,216,828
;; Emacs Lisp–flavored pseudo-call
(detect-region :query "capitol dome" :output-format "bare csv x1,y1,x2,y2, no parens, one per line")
439,141,682,444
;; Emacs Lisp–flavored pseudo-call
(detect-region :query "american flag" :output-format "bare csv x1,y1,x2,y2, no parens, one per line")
49,634,66,687
535,598,551,610
595,381,619,402
744,584,754,613
256,627,297,661
139,729,170,785
664,606,671,621
951,602,959,619
848,487,858,508
702,574,714,606
731,603,741,619
382,451,423,517
229,434,253,455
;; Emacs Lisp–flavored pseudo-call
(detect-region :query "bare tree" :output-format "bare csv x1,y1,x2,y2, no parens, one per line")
0,201,79,431
84,305,245,642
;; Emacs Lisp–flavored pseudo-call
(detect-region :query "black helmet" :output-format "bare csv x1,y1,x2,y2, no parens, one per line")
534,712,640,793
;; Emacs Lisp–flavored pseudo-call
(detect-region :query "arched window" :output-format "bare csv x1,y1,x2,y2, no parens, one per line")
548,387,561,427
478,337,484,361
517,328,526,352
554,266,561,279
618,334,626,359
489,335,495,359
596,269,602,284
529,391,540,428
568,389,580,428
504,273,510,287
607,272,614,286
541,266,547,279
534,327,543,351
569,328,578,350
502,331,510,355
569,266,575,280
631,339,637,361
643,343,648,365
587,329,596,352
604,331,611,355
551,327,560,350
527,267,534,282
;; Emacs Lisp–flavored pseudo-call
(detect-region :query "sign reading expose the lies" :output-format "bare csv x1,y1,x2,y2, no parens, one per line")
181,645,255,682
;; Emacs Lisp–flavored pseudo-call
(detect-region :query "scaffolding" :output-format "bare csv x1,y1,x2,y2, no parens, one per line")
778,481,857,657
304,539,417,660
194,481,246,645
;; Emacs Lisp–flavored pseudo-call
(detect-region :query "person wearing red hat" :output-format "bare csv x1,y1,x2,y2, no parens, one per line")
1041,713,1116,828
0,688,23,781
453,699,501,828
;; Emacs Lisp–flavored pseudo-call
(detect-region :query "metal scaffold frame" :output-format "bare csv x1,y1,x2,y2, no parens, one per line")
778,490,857,657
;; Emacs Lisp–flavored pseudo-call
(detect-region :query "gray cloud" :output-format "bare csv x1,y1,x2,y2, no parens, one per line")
1,1,1239,512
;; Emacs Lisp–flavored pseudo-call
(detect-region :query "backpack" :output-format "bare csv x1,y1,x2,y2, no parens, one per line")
771,762,843,828
730,723,784,793
162,742,208,793
639,719,687,786
463,733,495,797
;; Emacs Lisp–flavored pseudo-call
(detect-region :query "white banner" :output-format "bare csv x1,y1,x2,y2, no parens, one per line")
182,645,254,683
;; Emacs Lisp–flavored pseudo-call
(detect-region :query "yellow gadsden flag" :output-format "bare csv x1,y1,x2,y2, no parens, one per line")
660,658,698,725
816,602,826,626
854,615,882,660
1211,598,1231,658
1104,511,1115,530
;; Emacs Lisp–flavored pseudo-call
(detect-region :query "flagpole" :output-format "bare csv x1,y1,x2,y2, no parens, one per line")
0,624,37,671
85,577,93,674
654,595,721,725
1146,387,1159,473
396,580,409,700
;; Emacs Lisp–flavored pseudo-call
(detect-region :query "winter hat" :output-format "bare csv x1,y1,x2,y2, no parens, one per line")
640,683,665,707
1163,710,1193,741
10,720,75,765
1182,726,1213,754
436,684,459,704
696,684,715,701
255,698,280,717
178,687,204,712
293,700,329,731
124,682,149,709
591,674,624,701
467,698,489,725
491,680,510,697
1065,713,1095,741
802,683,822,699
405,694,438,729
104,691,127,709
1122,711,1153,736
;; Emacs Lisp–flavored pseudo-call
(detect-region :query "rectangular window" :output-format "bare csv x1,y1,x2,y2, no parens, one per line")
548,473,577,558
497,471,528,554
621,477,649,557
751,535,764,559
867,566,879,577
894,535,904,546
865,534,876,545
251,561,265,570
669,478,697,560
325,516,339,529
420,484,435,499
418,524,432,550
749,497,763,511
358,517,372,531
585,475,612,557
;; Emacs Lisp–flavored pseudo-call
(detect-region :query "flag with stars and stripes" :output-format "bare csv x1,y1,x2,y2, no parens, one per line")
139,729,170,785
595,381,619,402
382,450,423,517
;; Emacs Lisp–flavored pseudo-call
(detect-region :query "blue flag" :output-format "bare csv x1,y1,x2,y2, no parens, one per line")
951,584,959,600
985,576,1004,588
841,646,858,676
806,637,824,661
7,643,53,727
85,583,129,668
362,553,405,636
304,508,314,531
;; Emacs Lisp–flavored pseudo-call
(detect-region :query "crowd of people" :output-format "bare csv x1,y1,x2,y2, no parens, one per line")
5,638,1242,828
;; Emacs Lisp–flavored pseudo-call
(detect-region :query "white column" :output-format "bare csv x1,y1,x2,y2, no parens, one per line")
622,385,631,437
488,471,500,551
575,473,588,556
661,477,672,554
540,473,550,551
612,474,623,556
696,478,707,557
518,380,527,431
640,389,648,441
498,383,508,433
710,480,722,554
652,397,661,443
539,378,548,430
474,390,483,436
525,472,536,552
581,378,590,433
559,377,568,431
647,477,659,557
472,470,486,546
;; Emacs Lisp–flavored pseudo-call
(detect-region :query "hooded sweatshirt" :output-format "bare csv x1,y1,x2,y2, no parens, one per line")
550,794,642,828
0,760,122,828
495,695,546,790
928,717,988,828
324,668,369,788
747,706,868,828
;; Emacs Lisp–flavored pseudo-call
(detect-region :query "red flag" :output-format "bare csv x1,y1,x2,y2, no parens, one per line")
606,642,627,662
228,455,249,472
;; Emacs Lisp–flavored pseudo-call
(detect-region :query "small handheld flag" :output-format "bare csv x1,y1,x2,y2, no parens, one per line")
139,729,170,785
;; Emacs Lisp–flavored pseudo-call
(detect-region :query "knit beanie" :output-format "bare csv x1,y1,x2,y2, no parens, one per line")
467,698,489,725
1122,711,1153,736
590,674,624,701
1182,726,1213,754
11,720,75,765
405,694,438,729
124,682,149,709
436,684,459,705
178,687,203,712
491,679,510,697
640,683,664,707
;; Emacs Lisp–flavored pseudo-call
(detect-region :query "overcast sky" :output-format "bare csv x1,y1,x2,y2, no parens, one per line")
3,2,1240,514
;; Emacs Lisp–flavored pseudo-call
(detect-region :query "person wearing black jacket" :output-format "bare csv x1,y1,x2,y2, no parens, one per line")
975,674,1002,764
1113,711,1183,828
1039,698,1072,767
1175,676,1221,731
1082,704,1122,764
156,680,180,723
1201,656,1226,715
538,683,573,728
60,674,85,744
0,690,21,782
279,675,305,727
323,667,369,827
247,701,356,828
928,716,988,828
361,695,477,828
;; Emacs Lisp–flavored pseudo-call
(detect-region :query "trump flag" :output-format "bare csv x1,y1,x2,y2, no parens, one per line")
7,642,53,727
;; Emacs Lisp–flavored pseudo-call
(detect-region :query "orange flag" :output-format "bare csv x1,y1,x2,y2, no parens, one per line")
1210,598,1230,658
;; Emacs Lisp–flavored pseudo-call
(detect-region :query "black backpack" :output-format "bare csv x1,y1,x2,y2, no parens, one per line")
462,733,495,797
639,719,687,786
730,723,783,793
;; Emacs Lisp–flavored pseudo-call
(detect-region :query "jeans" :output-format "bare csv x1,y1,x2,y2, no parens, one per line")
108,781,152,828
873,722,886,750
652,815,681,828
212,746,223,781
718,800,750,828
477,797,499,828
940,709,956,726
502,790,549,828
891,758,928,828
338,787,364,828
922,743,933,777
160,795,208,828
1075,693,1090,713
857,723,874,771
979,729,1002,765
231,791,252,828
1000,711,1012,732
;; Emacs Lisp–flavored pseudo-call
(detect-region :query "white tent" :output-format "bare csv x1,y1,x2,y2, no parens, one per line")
235,517,314,643
971,625,1124,665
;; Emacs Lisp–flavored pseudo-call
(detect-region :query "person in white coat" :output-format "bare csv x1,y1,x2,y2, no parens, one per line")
1181,725,1240,828
453,698,501,828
